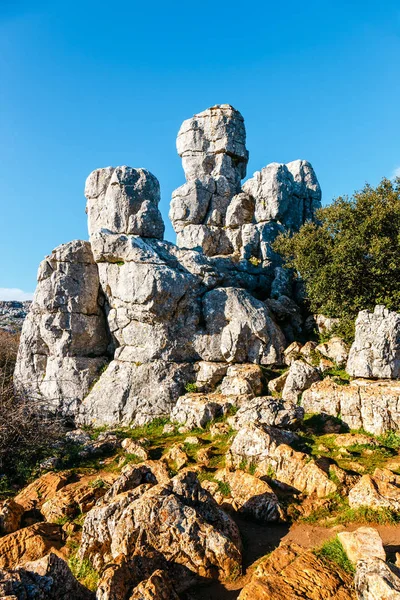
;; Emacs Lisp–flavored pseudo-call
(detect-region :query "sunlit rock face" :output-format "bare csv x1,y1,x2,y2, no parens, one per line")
15,104,322,426
170,104,321,263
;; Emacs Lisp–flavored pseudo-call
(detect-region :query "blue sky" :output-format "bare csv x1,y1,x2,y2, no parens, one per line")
1,0,399,299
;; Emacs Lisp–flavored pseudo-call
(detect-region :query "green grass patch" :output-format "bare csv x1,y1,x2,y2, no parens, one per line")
314,536,355,574
68,553,99,591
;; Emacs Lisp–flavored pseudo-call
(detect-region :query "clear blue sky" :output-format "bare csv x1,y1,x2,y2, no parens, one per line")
1,0,399,299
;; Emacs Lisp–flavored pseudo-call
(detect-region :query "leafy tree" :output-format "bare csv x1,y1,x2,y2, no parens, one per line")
273,177,400,340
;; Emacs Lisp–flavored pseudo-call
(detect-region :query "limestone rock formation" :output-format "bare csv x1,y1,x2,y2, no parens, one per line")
348,468,400,511
170,105,321,263
347,305,400,379
14,241,109,415
355,557,400,599
338,527,386,565
80,470,242,586
302,377,400,435
14,104,321,426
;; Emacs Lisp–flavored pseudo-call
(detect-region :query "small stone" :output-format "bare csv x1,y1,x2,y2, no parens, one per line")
121,439,148,460
184,436,201,445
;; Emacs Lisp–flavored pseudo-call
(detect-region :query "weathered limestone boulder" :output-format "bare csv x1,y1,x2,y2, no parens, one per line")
348,468,400,511
281,359,321,402
14,472,68,513
104,461,170,500
227,424,336,497
355,557,400,599
338,527,386,565
170,393,232,429
283,341,303,365
302,378,400,435
213,469,282,521
227,396,303,430
195,361,228,392
0,552,94,599
0,500,24,536
80,471,242,584
41,476,113,523
162,443,188,470
0,523,64,569
195,287,286,364
316,336,349,367
238,542,354,599
85,166,164,239
121,439,149,460
220,364,263,396
268,371,288,394
129,569,179,600
14,241,110,415
347,305,400,379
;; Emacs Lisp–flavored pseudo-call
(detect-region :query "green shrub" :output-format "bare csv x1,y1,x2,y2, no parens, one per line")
274,177,400,343
184,382,198,393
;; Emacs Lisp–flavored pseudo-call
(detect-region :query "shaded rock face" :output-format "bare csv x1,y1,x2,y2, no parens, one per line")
347,305,400,379
15,104,321,426
0,552,94,600
171,105,321,263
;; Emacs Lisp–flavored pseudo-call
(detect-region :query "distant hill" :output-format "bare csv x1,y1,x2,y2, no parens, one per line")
0,300,31,333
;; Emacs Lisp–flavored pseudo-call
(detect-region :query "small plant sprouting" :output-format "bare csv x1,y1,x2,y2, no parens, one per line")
249,256,261,267
184,382,198,393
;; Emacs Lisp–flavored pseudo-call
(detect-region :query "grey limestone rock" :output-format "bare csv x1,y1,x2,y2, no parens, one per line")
14,240,109,415
281,359,321,402
347,305,400,379
15,104,323,427
85,166,164,239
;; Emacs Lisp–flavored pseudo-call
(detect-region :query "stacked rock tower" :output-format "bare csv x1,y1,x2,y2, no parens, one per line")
14,104,322,426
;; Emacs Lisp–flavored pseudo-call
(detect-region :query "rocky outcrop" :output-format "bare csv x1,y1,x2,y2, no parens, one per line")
347,305,400,379
14,241,110,415
348,468,400,511
80,470,242,586
238,542,354,599
0,523,64,569
0,552,94,599
227,424,336,497
302,378,400,435
14,104,321,426
170,105,321,264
